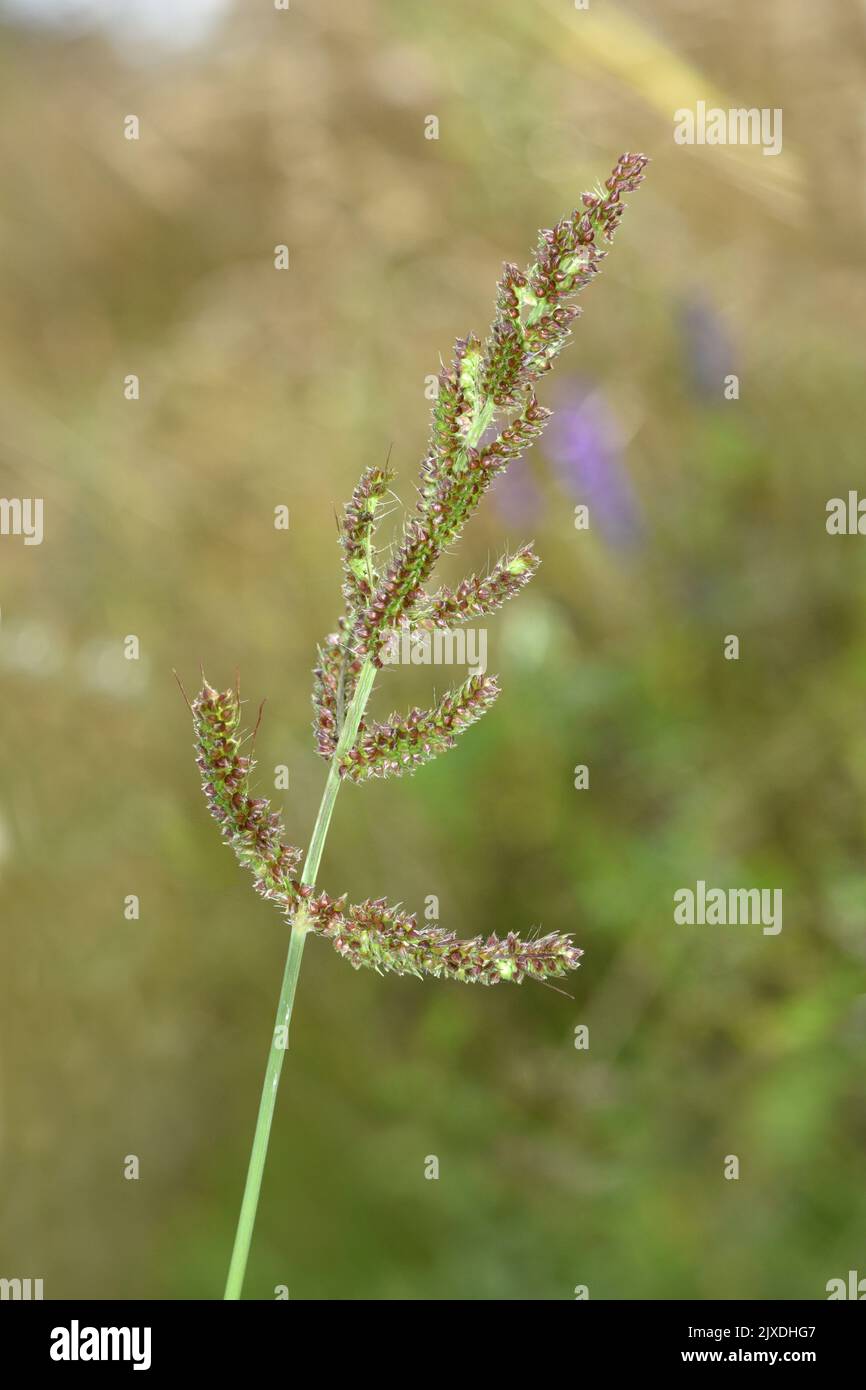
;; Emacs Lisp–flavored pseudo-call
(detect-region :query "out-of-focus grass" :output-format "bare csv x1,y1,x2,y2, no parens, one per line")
1,0,865,1298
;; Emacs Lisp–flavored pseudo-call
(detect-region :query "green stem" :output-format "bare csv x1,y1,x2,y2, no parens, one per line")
223,371,500,1300
302,659,377,889
223,657,377,1300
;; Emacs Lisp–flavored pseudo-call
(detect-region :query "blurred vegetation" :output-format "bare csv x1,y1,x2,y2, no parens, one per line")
1,0,865,1299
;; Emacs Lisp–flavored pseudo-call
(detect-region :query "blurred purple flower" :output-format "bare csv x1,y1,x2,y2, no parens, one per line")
678,295,736,400
545,384,641,547
491,462,544,528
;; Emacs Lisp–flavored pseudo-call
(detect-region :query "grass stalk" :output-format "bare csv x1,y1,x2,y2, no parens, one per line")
223,657,377,1299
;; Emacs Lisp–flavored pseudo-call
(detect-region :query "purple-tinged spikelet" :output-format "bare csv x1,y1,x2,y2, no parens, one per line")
476,391,551,469
340,463,394,609
192,681,303,910
422,369,466,490
311,896,583,985
311,621,367,760
419,545,540,627
311,632,344,760
339,674,500,782
490,151,650,398
350,392,549,667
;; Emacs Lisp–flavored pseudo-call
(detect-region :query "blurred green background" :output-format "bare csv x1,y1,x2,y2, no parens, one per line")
1,0,865,1300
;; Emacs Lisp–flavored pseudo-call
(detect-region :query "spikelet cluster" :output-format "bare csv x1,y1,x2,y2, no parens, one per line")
339,463,394,609
191,682,302,910
309,895,583,985
339,674,500,782
418,545,540,627
190,677,583,986
313,152,648,774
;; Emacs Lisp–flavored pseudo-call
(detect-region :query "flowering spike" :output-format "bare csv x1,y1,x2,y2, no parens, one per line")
488,151,650,400
419,545,540,626
480,315,525,408
191,681,303,910
475,390,550,471
350,390,549,665
311,896,583,985
339,462,394,609
419,369,466,503
339,674,500,782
